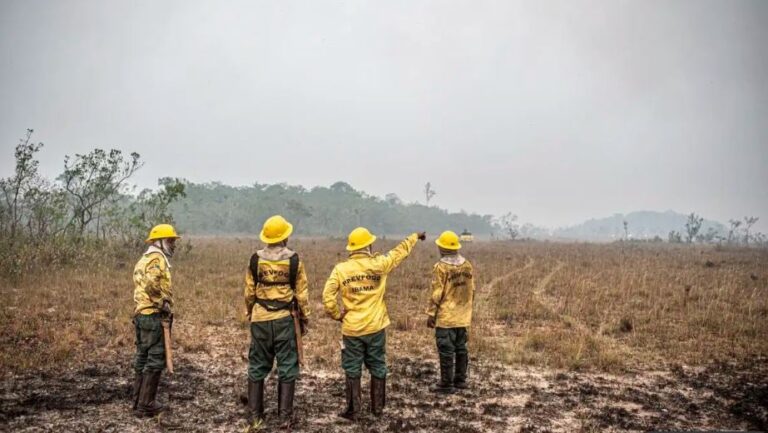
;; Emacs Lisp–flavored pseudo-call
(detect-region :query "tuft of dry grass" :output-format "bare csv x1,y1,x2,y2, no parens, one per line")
1,238,766,377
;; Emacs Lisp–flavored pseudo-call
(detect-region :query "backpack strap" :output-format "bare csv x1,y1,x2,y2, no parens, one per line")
249,253,260,285
289,253,299,292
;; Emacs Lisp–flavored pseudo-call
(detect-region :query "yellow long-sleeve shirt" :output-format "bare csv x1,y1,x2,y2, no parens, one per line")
244,245,310,322
323,234,418,337
133,246,173,315
425,255,475,328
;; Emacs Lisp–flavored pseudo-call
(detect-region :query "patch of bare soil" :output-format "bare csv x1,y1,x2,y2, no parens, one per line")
1,345,766,432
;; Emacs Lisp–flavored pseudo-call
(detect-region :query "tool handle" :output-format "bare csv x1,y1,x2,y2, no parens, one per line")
291,309,305,367
161,320,174,374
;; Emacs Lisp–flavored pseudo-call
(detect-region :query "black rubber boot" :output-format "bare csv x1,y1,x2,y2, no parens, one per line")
454,353,469,389
370,376,386,416
338,376,361,421
277,380,295,428
431,355,454,393
247,379,264,424
135,370,166,417
131,372,143,410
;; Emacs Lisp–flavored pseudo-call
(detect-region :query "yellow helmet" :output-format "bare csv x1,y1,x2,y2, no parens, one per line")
145,224,181,244
435,230,461,250
260,215,294,244
346,227,377,251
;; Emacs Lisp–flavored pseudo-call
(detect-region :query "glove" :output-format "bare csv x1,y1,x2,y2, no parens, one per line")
338,310,348,322
417,232,427,241
427,316,436,328
161,300,172,315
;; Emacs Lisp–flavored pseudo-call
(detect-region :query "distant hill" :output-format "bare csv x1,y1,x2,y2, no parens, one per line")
171,181,495,236
553,210,726,241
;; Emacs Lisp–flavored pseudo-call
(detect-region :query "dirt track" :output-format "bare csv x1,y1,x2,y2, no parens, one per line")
2,346,766,433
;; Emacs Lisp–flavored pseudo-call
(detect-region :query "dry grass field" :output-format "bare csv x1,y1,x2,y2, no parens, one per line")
1,238,767,432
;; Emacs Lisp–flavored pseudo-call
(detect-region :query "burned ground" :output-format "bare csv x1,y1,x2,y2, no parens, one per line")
1,348,765,432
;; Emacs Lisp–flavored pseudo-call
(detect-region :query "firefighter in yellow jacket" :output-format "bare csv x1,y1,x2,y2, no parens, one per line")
132,224,180,416
244,215,310,428
425,230,475,393
323,227,426,420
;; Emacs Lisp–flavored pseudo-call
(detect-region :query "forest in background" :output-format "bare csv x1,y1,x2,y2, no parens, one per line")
170,181,494,237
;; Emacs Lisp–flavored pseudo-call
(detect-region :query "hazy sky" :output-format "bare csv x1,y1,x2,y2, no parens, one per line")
1,0,766,230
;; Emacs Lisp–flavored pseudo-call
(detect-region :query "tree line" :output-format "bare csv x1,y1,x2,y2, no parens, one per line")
0,130,185,277
170,181,495,237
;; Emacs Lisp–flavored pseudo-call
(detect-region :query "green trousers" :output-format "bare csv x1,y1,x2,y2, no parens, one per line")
341,329,387,379
248,316,299,382
134,314,166,373
435,327,468,358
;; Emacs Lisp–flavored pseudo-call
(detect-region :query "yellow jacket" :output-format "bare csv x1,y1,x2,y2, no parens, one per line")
133,246,173,315
245,246,310,323
323,234,418,337
425,255,475,328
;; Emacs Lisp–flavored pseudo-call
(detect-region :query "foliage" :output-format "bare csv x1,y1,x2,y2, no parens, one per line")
496,212,519,240
0,129,45,241
695,226,722,243
623,220,629,240
102,178,187,245
171,181,495,236
722,217,763,246
59,148,142,236
742,216,759,245
684,213,704,243
423,182,436,206
727,219,742,243
0,130,184,277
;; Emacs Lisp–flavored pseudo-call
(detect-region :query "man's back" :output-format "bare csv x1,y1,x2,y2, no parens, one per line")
432,256,474,328
323,233,419,337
